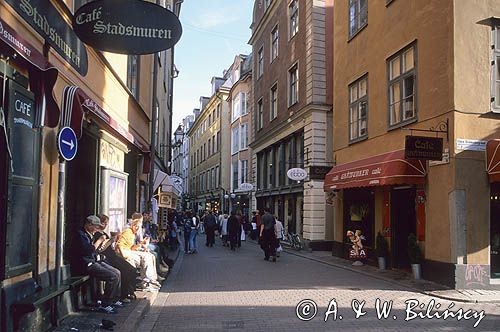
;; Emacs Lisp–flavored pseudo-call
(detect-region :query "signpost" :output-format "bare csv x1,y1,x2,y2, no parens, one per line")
405,136,443,161
57,127,78,161
287,168,308,181
73,0,183,54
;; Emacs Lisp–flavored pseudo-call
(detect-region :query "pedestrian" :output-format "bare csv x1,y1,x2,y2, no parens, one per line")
204,210,217,247
70,215,122,313
168,219,179,251
251,211,258,240
236,211,244,247
274,217,284,258
259,207,277,262
220,212,229,246
227,210,240,251
188,212,200,253
183,211,192,254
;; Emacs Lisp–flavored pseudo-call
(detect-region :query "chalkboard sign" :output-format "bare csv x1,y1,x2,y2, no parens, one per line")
5,80,38,277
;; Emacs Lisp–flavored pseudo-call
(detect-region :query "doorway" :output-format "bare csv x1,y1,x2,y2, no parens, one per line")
391,187,416,269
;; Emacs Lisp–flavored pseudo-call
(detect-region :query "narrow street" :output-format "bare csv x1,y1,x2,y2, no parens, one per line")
139,235,500,332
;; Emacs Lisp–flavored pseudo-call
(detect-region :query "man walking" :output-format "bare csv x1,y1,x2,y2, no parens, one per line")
259,208,277,262
204,210,217,247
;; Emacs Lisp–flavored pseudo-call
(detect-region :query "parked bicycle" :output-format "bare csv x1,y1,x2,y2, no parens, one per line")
285,232,302,251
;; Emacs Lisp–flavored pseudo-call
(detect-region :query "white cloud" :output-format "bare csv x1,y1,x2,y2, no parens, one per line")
189,8,240,29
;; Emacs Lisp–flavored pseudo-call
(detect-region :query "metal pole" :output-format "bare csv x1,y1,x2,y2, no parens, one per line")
55,160,65,286
149,54,159,208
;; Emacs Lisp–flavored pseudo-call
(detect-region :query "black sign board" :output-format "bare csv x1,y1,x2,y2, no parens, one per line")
405,136,443,161
309,166,332,180
73,0,183,55
5,0,88,76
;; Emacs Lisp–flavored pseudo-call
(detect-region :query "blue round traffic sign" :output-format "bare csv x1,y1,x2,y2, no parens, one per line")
58,127,78,161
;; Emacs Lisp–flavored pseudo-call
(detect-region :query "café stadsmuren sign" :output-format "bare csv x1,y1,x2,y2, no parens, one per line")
73,0,183,55
405,135,443,161
5,0,88,76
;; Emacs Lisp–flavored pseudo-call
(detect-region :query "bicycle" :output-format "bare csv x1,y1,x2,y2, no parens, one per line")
285,232,302,251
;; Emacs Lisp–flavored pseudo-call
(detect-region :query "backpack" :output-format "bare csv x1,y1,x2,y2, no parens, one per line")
184,218,192,232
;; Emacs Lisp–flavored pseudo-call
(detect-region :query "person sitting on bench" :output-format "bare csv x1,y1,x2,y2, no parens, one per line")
94,214,138,301
70,215,122,313
116,213,162,290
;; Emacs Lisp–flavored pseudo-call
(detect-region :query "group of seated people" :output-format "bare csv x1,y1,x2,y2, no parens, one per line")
70,212,171,313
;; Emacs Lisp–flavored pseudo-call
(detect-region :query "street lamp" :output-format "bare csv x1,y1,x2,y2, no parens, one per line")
173,124,184,147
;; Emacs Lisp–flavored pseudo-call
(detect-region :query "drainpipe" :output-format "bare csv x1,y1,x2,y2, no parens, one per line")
148,54,159,207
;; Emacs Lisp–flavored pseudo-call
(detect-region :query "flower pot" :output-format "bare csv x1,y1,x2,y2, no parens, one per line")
411,263,422,279
377,257,386,270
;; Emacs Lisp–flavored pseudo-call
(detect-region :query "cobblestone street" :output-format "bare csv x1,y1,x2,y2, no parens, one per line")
139,236,500,332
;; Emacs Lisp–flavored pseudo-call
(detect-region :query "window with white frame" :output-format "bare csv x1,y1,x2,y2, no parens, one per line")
388,44,416,126
257,98,263,130
349,75,368,141
265,0,272,10
231,127,239,154
349,0,367,38
289,63,298,106
241,92,248,115
232,160,239,191
240,160,248,184
271,26,279,61
289,0,299,38
232,94,241,122
270,83,278,120
492,26,500,112
240,123,248,150
258,47,264,78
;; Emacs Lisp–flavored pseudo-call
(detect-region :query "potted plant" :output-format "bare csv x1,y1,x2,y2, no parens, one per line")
376,232,389,270
408,233,423,279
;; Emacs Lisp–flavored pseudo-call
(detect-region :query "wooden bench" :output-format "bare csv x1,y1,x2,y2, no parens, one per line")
62,275,91,310
11,284,70,330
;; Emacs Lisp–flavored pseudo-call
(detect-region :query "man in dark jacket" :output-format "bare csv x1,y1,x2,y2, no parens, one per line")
204,210,217,247
227,211,240,251
71,215,122,308
260,208,277,262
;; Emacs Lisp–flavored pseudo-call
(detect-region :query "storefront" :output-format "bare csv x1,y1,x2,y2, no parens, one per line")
324,149,427,268
485,140,500,279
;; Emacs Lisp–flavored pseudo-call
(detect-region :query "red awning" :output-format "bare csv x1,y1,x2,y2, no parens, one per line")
61,86,149,152
324,149,427,190
486,140,500,182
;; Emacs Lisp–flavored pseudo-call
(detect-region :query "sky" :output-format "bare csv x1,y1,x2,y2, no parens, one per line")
172,0,254,129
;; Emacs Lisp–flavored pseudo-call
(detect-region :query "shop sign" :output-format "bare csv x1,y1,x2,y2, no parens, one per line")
405,136,443,161
159,192,177,209
238,183,254,191
456,138,486,152
287,168,307,181
429,148,450,166
5,0,88,76
0,19,46,69
100,139,124,171
73,0,183,54
309,166,332,180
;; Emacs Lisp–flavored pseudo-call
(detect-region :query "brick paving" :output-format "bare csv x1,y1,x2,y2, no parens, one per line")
137,236,500,332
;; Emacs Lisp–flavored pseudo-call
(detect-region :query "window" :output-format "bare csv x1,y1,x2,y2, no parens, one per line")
208,138,211,156
270,83,278,120
271,25,279,61
241,92,248,115
265,0,272,10
258,47,264,78
257,98,264,130
241,160,249,184
209,113,212,125
215,166,220,188
349,76,368,142
203,143,206,160
289,0,299,38
388,45,416,126
216,103,221,118
240,123,248,150
349,0,367,38
231,127,239,154
232,160,239,191
493,26,500,112
212,134,216,153
289,63,298,106
127,55,140,99
232,94,241,122
212,109,216,122
216,131,220,152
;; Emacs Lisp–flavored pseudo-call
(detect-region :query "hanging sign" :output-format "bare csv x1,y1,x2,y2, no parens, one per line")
405,136,443,161
73,0,183,54
238,183,254,191
5,0,88,76
287,168,307,181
